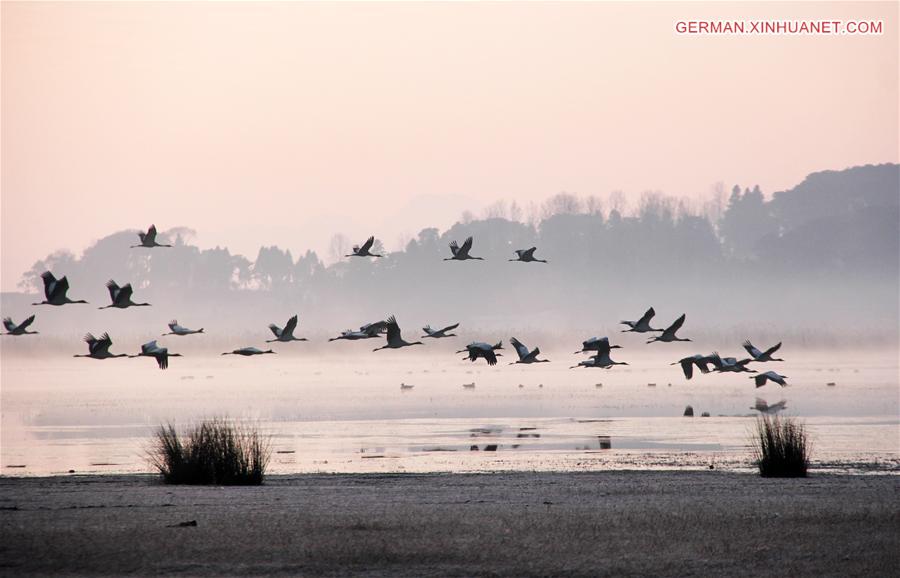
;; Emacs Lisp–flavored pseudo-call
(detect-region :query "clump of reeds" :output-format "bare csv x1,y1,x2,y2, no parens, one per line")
752,415,810,478
149,418,270,485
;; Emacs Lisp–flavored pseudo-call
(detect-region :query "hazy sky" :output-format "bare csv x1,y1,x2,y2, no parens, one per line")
2,1,897,291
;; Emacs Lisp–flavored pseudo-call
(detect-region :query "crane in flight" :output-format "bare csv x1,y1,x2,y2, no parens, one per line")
621,307,663,333
222,347,276,356
671,354,715,380
163,320,204,336
422,323,459,338
509,247,547,263
346,236,383,258
3,315,38,336
752,371,789,388
373,316,424,351
267,315,308,343
131,340,181,370
131,225,172,248
73,333,128,360
457,341,503,366
743,340,784,362
99,280,151,309
444,237,483,261
509,337,550,364
32,272,88,306
646,314,691,343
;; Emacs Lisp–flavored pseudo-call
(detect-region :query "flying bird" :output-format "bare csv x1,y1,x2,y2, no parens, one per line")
222,347,276,356
752,398,788,414
509,337,549,364
646,314,691,343
743,340,784,362
163,320,204,336
373,316,424,351
444,237,483,261
671,354,716,380
752,371,789,388
422,323,460,338
131,340,181,370
131,225,172,248
709,352,754,373
574,337,622,355
346,236,383,258
99,280,151,309
33,272,88,306
328,321,388,341
570,351,628,369
457,341,503,366
509,247,547,263
621,307,663,333
3,315,38,336
73,333,128,360
267,315,307,343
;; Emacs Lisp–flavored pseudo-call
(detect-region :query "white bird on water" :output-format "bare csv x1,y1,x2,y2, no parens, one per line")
509,337,550,364
444,237,484,261
131,224,172,248
267,315,308,343
73,333,128,360
373,316,423,351
32,272,89,306
163,320,204,336
3,315,38,336
99,280,151,309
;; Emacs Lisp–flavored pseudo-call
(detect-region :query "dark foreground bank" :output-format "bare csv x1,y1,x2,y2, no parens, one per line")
1,471,897,576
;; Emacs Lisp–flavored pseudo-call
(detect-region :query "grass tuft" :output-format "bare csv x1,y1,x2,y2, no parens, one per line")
752,415,810,478
149,418,270,485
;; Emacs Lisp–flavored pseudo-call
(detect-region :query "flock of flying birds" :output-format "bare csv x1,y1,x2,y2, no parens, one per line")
4,226,788,389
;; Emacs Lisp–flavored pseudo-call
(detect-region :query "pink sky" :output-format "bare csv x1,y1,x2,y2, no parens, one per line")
2,1,897,291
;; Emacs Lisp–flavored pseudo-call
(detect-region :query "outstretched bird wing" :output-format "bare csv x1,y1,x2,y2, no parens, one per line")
268,324,282,338
385,315,401,345
118,284,134,304
283,315,298,337
3,317,15,331
459,236,474,256
106,280,121,303
763,342,783,358
662,314,686,338
40,271,58,300
484,349,498,366
448,240,460,256
421,325,433,335
18,315,35,330
753,373,768,388
144,225,158,244
51,276,71,301
523,247,537,259
360,236,375,253
168,320,179,331
510,337,530,361
92,333,113,356
637,307,656,327
141,340,160,354
742,340,763,359
679,358,694,380
439,322,459,333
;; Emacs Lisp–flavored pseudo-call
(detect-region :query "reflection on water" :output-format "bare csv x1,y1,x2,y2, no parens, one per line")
1,351,898,476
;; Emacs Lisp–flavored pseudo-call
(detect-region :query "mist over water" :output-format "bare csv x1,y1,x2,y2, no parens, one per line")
1,164,898,476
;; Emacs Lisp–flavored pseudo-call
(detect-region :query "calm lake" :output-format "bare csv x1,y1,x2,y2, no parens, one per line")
2,348,897,475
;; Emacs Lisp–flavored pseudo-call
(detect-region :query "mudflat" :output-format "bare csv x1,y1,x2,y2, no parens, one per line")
1,471,897,576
